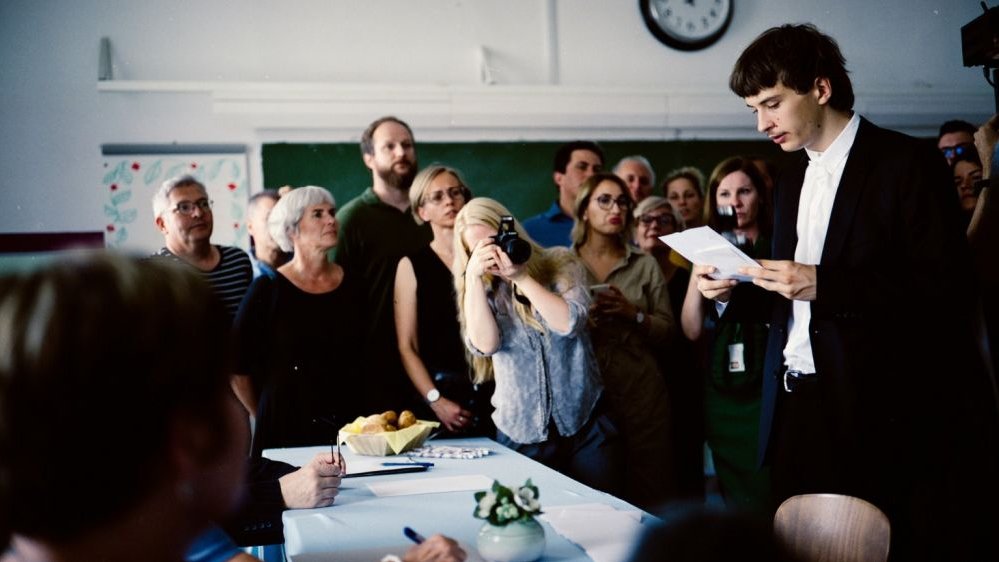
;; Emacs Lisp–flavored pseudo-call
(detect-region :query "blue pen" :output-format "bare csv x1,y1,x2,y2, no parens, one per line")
382,461,434,467
404,526,426,544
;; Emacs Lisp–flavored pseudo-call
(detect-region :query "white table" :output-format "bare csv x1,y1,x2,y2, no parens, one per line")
264,437,653,562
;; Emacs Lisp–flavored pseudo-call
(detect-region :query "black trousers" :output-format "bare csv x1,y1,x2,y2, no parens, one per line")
768,370,999,561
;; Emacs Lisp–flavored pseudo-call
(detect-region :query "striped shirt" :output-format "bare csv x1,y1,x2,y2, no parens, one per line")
154,245,253,322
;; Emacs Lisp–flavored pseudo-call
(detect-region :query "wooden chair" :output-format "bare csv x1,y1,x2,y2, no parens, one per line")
773,494,891,562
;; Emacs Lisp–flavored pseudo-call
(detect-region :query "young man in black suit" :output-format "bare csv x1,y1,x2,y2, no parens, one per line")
693,24,998,560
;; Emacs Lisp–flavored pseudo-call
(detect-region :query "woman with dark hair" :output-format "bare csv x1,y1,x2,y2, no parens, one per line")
571,173,675,509
395,165,493,436
681,156,773,513
952,148,984,226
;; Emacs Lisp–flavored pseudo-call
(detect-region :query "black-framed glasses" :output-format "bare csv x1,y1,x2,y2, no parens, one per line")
171,198,213,216
941,143,975,160
594,194,632,211
639,214,675,227
424,186,465,205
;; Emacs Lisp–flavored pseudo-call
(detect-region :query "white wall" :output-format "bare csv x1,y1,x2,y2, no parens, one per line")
0,0,992,234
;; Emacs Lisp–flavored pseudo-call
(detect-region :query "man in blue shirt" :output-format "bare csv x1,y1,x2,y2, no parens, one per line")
522,141,603,247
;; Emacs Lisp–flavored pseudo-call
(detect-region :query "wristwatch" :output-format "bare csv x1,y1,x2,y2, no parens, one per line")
426,388,441,404
636,311,646,324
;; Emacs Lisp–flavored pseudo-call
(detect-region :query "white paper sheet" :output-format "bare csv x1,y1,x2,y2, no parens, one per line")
539,503,645,562
367,474,494,497
660,226,761,281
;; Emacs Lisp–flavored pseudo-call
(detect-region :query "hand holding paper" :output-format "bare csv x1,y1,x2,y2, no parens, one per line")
740,259,818,301
660,227,762,282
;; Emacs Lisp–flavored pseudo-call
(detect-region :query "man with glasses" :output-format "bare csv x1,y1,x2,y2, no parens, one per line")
523,141,604,247
333,116,432,413
152,174,252,323
938,119,977,166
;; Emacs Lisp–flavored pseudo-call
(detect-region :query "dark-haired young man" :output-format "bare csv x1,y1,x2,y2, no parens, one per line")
693,23,997,559
938,119,977,165
523,141,604,247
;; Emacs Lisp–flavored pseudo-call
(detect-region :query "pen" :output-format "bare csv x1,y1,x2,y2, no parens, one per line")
382,461,434,467
404,526,426,544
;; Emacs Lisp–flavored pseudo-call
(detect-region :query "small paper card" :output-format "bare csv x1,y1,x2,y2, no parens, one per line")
660,226,761,281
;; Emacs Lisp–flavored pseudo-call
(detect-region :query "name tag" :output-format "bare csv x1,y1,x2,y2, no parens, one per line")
728,343,746,372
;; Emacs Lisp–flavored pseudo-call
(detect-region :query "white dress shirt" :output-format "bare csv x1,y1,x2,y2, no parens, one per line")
782,113,861,372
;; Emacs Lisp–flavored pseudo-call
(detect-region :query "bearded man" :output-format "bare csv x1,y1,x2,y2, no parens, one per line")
333,116,432,412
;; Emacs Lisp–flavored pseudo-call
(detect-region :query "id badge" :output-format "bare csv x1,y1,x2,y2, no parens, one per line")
728,343,746,372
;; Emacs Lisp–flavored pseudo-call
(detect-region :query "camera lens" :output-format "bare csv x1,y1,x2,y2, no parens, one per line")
503,238,532,265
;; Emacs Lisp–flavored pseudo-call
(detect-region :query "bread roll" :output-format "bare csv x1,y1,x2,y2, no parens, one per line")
398,410,417,429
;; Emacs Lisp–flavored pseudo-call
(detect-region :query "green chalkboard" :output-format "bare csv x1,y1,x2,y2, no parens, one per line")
262,140,798,219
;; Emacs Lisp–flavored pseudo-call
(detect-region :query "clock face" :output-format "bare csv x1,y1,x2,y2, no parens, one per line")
640,0,733,51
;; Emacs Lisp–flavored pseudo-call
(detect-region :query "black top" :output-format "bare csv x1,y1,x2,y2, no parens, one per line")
410,245,467,375
235,271,367,457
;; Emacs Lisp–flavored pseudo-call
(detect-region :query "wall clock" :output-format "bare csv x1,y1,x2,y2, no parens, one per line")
640,0,733,51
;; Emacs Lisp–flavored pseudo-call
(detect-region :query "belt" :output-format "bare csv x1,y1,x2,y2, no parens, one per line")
782,369,818,393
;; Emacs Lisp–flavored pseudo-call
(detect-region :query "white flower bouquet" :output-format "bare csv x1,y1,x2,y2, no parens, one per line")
473,479,542,526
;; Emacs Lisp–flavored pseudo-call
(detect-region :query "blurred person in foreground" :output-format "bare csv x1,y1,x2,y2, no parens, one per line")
0,254,245,562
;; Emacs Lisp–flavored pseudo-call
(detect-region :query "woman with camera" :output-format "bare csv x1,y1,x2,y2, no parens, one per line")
571,173,675,509
681,156,773,512
454,197,622,494
394,165,494,436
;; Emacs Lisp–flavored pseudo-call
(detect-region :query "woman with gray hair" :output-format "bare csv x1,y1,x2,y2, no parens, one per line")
232,186,366,457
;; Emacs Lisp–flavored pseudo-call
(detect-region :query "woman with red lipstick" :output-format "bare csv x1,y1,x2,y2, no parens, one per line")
681,157,773,513
232,186,367,457
394,165,494,437
572,173,676,510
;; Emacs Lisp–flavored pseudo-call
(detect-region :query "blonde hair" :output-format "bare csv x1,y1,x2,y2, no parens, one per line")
453,197,577,383
408,164,470,225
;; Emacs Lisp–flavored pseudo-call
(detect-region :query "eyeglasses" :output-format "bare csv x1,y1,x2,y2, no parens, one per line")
638,214,675,227
171,198,213,215
941,143,975,160
424,186,466,205
594,194,632,211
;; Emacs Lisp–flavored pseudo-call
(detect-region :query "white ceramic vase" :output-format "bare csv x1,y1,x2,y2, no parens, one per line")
476,518,546,562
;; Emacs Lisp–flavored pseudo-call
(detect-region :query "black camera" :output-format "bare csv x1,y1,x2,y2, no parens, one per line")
716,205,749,250
962,4,999,68
492,216,532,264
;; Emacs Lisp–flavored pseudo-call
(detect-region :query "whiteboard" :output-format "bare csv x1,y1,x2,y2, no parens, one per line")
100,150,250,254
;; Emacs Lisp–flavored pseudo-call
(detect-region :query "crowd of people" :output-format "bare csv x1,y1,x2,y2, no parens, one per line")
2,22,997,562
